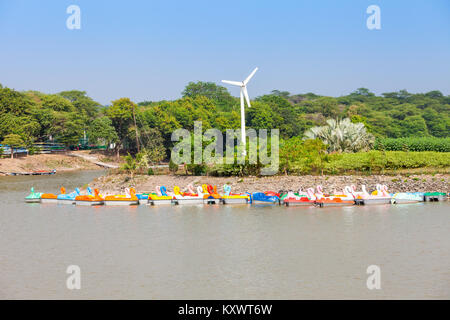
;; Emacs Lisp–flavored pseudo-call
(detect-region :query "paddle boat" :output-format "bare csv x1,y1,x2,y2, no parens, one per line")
313,186,355,207
25,187,43,203
75,188,104,206
41,187,65,204
250,191,280,205
104,188,139,206
203,184,221,204
220,184,250,204
136,193,151,205
390,192,424,204
57,187,81,204
172,185,205,205
281,188,314,206
424,192,446,202
148,186,173,205
353,184,391,205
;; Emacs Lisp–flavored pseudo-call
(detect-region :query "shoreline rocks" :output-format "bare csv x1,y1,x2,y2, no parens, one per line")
89,173,449,195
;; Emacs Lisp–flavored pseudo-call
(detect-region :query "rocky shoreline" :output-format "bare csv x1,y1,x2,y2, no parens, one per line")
89,173,449,195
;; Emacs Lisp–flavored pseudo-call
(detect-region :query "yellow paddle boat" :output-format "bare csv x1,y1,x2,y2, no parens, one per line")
104,188,138,206
220,184,249,204
148,186,173,205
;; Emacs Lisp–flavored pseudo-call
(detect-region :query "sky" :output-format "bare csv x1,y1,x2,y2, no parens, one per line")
0,0,449,104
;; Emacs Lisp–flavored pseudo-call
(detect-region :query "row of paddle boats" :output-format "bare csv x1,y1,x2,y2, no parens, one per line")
25,184,447,206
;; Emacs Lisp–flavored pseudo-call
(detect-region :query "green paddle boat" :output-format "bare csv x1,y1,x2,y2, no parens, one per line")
424,192,446,202
25,187,43,203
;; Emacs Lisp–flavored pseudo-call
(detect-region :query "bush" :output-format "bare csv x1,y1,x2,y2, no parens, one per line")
169,159,178,173
374,137,450,152
147,168,154,175
323,151,450,174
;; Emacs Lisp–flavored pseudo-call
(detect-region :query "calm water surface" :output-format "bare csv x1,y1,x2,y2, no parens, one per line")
0,171,449,299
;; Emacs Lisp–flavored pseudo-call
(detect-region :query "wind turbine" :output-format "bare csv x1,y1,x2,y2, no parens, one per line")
222,67,258,156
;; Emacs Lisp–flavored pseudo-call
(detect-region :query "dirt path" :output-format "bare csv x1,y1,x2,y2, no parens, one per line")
68,152,119,169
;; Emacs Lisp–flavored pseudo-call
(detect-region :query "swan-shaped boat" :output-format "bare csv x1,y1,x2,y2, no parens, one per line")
203,184,221,204
41,187,65,204
250,191,279,205
172,185,205,205
281,189,314,206
57,188,81,204
148,186,173,205
25,187,43,203
313,186,355,207
75,188,104,206
353,184,391,205
104,188,139,205
220,184,249,204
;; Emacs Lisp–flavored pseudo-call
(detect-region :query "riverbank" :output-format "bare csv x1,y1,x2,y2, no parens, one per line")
0,150,124,175
89,173,449,194
0,153,99,175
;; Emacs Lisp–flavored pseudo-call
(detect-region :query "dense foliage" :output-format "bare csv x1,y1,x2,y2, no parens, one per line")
374,137,450,152
323,151,450,174
0,83,449,171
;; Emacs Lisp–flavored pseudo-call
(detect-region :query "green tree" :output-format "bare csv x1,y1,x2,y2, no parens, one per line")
58,90,100,118
2,134,25,159
105,98,135,159
87,116,119,147
182,81,235,111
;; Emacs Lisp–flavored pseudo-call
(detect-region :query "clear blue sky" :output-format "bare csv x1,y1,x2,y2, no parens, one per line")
1,0,449,104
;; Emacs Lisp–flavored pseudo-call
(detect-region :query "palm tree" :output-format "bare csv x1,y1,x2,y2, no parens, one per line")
304,118,374,152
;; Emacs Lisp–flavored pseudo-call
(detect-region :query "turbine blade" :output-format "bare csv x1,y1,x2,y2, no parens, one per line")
243,67,258,85
243,87,251,108
221,80,242,86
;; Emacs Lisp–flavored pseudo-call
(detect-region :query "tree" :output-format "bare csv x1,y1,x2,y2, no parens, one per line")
2,134,25,159
401,115,428,137
49,112,84,146
41,95,74,112
105,98,135,159
304,118,375,152
271,90,290,98
87,116,119,147
139,128,166,164
182,81,235,111
58,90,100,118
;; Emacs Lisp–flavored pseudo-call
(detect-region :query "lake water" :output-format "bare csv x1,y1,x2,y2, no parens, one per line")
0,170,449,299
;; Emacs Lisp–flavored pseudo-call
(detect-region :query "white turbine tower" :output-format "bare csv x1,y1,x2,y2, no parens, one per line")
221,67,258,156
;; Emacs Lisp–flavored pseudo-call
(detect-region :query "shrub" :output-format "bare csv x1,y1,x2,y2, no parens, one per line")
304,118,374,152
169,159,178,173
323,151,450,174
374,137,450,152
